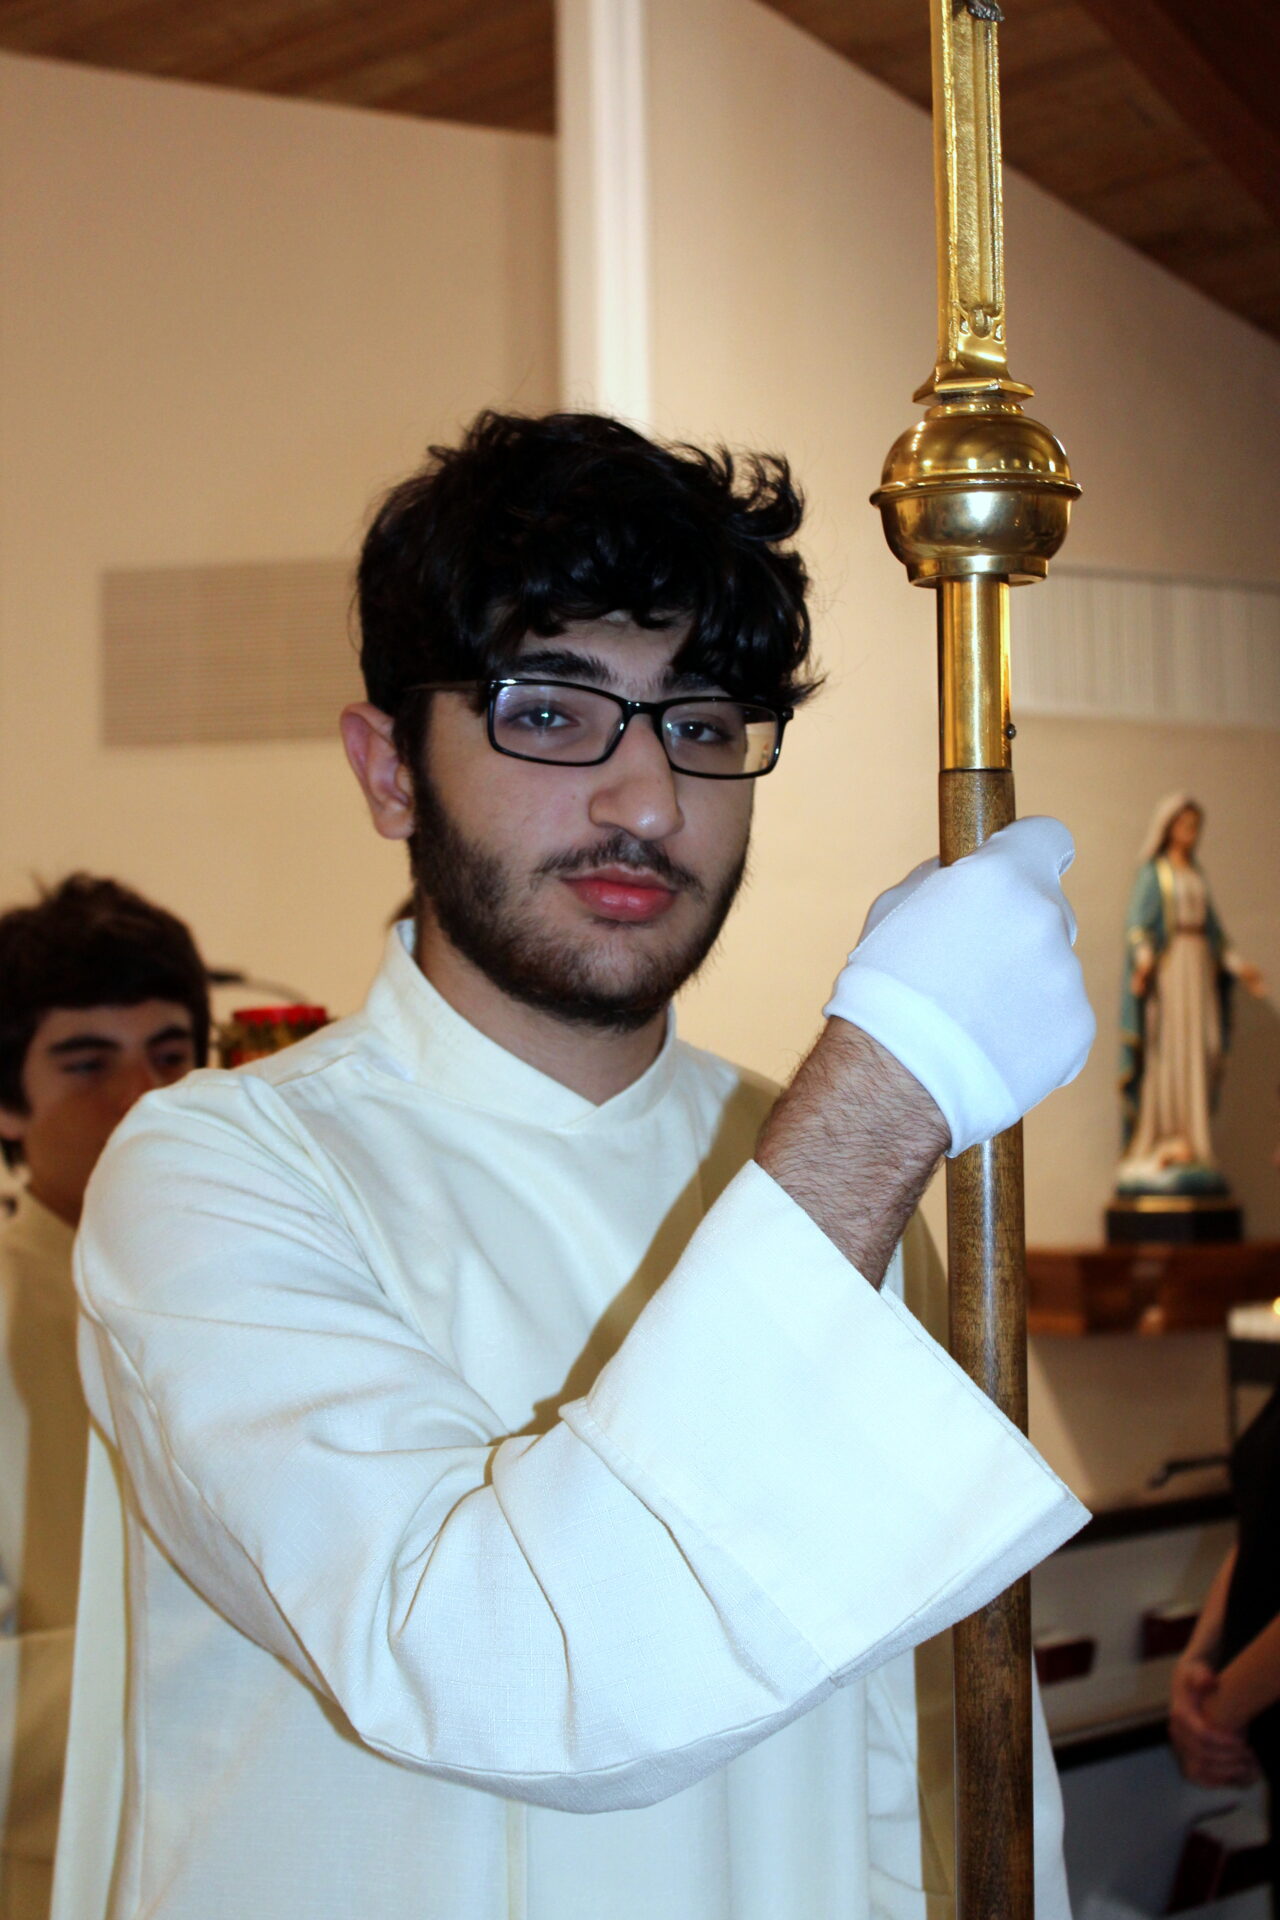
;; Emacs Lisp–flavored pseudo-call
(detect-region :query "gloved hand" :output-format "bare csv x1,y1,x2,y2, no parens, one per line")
823,816,1095,1156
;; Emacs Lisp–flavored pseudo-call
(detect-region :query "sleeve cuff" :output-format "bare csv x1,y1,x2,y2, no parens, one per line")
567,1161,1087,1679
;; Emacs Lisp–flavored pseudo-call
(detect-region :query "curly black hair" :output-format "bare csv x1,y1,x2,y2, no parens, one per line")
356,410,819,762
0,875,210,1163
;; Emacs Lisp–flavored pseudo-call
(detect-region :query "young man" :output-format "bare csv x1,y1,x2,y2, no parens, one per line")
60,413,1094,1920
0,876,208,1920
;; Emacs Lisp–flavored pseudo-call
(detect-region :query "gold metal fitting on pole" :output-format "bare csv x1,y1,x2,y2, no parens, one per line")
936,576,1010,770
871,400,1078,587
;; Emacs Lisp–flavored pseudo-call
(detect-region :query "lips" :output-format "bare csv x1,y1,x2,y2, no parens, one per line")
561,870,679,924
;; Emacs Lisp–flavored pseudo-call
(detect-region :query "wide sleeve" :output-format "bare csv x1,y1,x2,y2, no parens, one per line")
75,1085,1086,1815
1128,867,1166,948
1124,861,1164,971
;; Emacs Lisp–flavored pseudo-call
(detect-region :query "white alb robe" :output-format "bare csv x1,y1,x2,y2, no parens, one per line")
56,926,1086,1920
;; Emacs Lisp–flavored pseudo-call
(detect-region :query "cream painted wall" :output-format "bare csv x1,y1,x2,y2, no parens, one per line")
645,0,1280,1253
0,53,558,1016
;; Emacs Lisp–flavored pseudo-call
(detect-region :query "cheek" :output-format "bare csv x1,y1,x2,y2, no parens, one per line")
687,787,753,863
474,768,600,860
21,1088,118,1173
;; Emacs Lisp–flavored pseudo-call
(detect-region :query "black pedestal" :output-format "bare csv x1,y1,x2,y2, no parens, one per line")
1106,1196,1244,1245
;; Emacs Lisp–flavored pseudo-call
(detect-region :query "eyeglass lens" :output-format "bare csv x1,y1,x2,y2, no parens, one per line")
490,683,780,776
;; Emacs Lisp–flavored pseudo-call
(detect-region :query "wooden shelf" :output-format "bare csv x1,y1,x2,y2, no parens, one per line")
1026,1242,1280,1336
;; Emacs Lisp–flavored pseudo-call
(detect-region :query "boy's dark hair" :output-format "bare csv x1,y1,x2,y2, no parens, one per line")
0,875,211,1163
357,410,819,764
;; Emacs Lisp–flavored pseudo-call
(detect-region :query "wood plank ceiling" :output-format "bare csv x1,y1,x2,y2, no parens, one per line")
0,0,1275,341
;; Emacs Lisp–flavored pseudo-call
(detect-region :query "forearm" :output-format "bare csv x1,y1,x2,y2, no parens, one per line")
1183,1546,1238,1666
1210,1609,1280,1733
755,1020,949,1286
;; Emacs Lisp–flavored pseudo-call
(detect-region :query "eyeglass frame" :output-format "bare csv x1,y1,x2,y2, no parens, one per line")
404,679,794,780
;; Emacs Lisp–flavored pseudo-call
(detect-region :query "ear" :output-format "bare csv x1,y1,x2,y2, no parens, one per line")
0,1105,29,1150
340,704,416,843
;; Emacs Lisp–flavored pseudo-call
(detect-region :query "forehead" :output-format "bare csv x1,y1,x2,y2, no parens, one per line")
29,1001,195,1050
515,617,701,694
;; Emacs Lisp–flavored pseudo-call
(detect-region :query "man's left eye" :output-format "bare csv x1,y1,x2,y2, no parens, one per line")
153,1047,196,1075
670,715,731,745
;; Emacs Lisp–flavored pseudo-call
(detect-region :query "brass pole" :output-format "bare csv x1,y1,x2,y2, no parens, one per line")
871,5,1080,1918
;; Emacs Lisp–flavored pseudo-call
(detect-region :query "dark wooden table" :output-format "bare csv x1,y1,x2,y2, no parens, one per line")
1026,1242,1280,1335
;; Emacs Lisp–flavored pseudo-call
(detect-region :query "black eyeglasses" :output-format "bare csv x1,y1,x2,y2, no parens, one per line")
408,680,792,779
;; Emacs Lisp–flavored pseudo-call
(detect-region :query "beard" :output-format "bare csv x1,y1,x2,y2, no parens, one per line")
407,766,748,1033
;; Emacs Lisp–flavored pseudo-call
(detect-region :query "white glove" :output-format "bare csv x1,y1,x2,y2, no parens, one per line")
824,816,1095,1156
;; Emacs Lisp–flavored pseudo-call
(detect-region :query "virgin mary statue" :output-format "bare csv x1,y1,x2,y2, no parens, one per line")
1117,793,1266,1194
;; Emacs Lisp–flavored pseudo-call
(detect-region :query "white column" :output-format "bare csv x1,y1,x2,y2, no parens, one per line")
556,0,653,427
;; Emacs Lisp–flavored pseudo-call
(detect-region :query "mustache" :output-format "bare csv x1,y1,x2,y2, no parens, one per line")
535,832,706,900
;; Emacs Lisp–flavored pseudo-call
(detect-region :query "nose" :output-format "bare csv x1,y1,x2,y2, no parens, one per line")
587,713,684,843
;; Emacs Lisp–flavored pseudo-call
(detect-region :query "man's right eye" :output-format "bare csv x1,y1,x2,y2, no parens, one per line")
506,700,574,732
498,687,597,738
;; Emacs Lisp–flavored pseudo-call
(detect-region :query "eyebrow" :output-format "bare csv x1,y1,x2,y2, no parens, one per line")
46,1022,195,1056
512,647,717,695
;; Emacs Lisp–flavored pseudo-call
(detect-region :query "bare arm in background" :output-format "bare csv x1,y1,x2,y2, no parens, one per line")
1170,1547,1259,1788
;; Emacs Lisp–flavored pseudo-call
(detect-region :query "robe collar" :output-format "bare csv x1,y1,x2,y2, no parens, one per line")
360,921,681,1132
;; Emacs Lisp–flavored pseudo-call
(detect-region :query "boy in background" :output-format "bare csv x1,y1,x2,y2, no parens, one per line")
0,877,208,1920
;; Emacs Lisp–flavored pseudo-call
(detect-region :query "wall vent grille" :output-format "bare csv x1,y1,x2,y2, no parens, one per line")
101,559,362,747
1013,570,1280,731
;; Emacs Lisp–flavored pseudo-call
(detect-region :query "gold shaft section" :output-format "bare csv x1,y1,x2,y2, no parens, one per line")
938,577,1011,770
919,0,1029,401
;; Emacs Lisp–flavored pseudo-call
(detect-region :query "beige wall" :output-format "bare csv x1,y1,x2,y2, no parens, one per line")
0,53,558,1016
645,0,1280,1252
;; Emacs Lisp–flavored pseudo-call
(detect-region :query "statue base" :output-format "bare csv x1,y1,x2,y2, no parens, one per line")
1106,1194,1243,1246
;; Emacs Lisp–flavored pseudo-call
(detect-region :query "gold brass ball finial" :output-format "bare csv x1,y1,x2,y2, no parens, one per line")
871,397,1082,583
871,398,1080,586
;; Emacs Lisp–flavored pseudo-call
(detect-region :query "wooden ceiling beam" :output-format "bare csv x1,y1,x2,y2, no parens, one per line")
0,0,1274,338
1074,0,1280,226
0,0,555,127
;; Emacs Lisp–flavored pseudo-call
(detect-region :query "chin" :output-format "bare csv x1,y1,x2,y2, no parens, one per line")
482,914,718,1034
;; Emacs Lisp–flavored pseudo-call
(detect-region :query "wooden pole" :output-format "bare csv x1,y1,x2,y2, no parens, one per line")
871,6,1081,1917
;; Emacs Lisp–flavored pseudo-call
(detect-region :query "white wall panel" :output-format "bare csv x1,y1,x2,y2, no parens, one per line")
1015,571,1280,729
